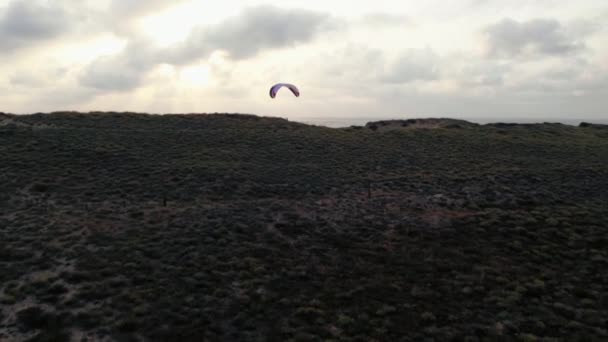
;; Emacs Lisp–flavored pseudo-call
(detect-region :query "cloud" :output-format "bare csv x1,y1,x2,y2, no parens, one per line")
79,56,145,91
0,0,193,51
456,60,512,88
311,45,439,91
79,38,160,91
34,85,99,110
80,5,332,92
358,13,411,28
9,65,68,88
109,0,185,18
507,60,608,96
0,0,72,52
483,18,585,58
106,0,190,35
319,44,384,80
175,5,331,62
380,48,439,83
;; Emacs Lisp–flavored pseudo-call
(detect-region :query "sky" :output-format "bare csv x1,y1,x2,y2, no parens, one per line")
1,0,607,124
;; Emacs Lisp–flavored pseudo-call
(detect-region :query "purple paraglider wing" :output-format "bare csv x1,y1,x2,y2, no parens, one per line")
270,83,300,98
269,84,280,98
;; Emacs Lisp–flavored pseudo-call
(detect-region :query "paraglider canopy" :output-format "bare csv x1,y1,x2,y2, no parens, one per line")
269,83,300,98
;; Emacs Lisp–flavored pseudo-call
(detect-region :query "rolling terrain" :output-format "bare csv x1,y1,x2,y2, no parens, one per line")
1,112,607,341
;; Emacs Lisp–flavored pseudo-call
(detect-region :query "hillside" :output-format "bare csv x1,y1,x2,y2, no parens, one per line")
1,112,607,341
365,118,479,131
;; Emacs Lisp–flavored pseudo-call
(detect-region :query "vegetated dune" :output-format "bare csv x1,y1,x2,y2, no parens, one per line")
365,118,479,131
1,112,607,341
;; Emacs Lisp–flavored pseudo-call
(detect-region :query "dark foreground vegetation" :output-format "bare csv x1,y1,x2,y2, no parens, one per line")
1,112,607,341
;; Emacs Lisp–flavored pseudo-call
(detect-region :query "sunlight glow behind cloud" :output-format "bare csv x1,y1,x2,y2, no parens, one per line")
1,0,607,122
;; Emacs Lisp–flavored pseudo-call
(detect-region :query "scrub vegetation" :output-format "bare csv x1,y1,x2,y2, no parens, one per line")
1,112,607,341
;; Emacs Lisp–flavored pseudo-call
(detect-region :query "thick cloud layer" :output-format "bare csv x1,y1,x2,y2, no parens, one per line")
79,38,160,91
163,5,332,64
1,1,607,121
80,5,332,91
0,1,71,52
196,6,330,60
483,18,584,58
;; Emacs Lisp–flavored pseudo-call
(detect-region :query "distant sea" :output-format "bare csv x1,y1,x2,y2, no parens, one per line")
294,117,608,128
